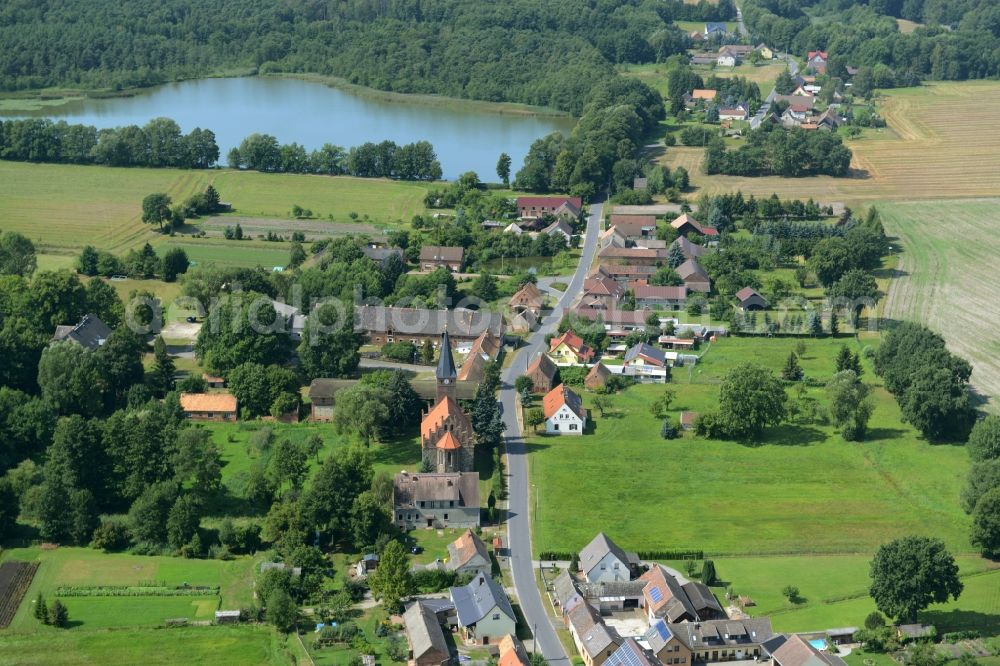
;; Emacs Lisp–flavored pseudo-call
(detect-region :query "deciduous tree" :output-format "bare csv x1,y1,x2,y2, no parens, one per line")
869,536,962,622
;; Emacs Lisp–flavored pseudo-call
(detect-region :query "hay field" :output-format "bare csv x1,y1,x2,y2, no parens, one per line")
0,161,431,255
879,199,1000,403
659,81,1000,206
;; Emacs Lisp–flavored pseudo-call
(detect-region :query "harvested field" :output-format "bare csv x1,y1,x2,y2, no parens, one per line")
657,81,1000,206
0,562,39,628
879,199,1000,403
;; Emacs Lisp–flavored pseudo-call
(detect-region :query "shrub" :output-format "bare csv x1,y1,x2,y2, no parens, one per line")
661,420,679,439
91,519,133,552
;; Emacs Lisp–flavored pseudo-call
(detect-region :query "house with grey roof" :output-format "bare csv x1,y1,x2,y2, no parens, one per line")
51,313,111,351
623,342,668,369
567,601,623,666
579,533,639,584
394,472,481,530
645,617,774,665
553,569,585,618
450,572,516,645
403,601,452,666
579,579,647,613
605,638,659,666
356,305,504,346
543,219,575,246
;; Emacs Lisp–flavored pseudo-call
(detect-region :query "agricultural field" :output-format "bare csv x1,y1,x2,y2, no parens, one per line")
878,199,1000,403
0,547,256,632
0,562,38,628
527,335,973,557
0,625,293,666
0,161,432,255
657,81,1000,205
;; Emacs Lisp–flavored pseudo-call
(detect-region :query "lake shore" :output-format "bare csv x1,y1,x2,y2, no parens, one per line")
0,70,576,120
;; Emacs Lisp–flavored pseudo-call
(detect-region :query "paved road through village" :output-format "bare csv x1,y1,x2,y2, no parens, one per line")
500,200,603,664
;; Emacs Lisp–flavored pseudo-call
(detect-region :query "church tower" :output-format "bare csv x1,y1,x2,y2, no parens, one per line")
436,329,457,402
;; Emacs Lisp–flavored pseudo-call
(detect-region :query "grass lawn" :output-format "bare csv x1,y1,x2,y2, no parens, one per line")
0,547,256,632
691,555,1000,634
878,198,1000,403
155,237,293,270
0,625,292,665
528,335,972,557
0,161,432,255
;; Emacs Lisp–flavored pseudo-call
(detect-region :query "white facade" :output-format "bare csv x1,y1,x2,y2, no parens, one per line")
545,404,586,435
585,551,631,583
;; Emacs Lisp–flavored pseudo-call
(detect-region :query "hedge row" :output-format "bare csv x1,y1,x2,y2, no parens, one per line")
55,585,220,597
538,550,705,562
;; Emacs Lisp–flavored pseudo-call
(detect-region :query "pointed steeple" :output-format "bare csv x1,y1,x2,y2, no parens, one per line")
436,329,457,401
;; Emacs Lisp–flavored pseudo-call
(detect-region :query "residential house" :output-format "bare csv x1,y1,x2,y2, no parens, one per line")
672,236,705,261
735,287,769,310
450,572,517,645
641,564,723,623
773,94,815,109
179,392,238,421
543,219,575,246
756,44,774,59
609,215,657,240
598,247,668,266
420,245,465,272
498,635,532,666
554,569,586,619
525,353,559,394
580,532,639,583
807,50,829,74
764,634,847,666
269,300,306,341
308,378,336,421
676,258,711,293
509,282,545,333
725,45,756,58
646,617,774,666
421,331,475,474
355,305,504,347
585,362,613,391
361,245,404,266
582,274,626,310
671,214,718,239
599,226,628,250
606,638,660,666
393,471,481,530
446,529,492,577
717,48,738,67
705,22,728,37
516,196,583,222
719,105,749,122
202,373,225,389
623,342,667,370
549,330,595,364
590,264,657,285
815,108,845,131
567,602,622,666
51,313,111,351
458,329,502,383
543,384,587,435
686,89,718,108
403,602,452,666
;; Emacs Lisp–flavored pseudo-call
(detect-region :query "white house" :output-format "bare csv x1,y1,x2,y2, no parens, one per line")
542,384,587,435
579,532,637,584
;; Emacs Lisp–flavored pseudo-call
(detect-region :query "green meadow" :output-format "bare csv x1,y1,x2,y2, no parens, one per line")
528,334,972,557
0,161,432,255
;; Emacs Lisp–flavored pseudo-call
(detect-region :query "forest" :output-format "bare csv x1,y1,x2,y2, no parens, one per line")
0,0,705,116
743,0,1000,83
703,126,854,178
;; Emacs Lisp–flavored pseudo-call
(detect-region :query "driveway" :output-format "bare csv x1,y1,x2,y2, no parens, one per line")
500,200,603,665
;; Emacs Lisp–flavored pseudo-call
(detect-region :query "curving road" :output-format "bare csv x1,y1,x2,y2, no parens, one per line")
501,201,603,664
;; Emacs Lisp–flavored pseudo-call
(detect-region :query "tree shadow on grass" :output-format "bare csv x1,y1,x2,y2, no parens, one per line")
521,440,552,454
754,423,827,446
918,608,1000,637
370,433,421,468
866,427,909,442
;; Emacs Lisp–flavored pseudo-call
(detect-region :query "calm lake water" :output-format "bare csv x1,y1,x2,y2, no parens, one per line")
7,77,575,180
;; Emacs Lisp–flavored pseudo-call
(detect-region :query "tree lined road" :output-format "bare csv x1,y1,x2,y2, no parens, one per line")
500,201,603,665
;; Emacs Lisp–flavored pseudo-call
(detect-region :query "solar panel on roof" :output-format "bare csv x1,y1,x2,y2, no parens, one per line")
649,587,663,603
656,621,672,641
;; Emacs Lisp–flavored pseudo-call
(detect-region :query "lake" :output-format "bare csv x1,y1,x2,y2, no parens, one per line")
2,77,574,180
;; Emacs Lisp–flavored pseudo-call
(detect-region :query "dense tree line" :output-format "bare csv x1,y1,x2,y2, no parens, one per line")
228,135,442,181
0,0,698,116
704,126,853,177
742,0,1000,87
874,322,975,441
0,117,218,168
514,77,665,198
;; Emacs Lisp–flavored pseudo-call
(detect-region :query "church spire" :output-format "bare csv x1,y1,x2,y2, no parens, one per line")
436,329,457,401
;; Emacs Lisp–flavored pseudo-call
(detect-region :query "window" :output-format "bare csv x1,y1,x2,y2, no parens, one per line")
570,424,578,431
397,513,402,520
492,614,500,621
450,501,454,507
613,562,619,569
600,564,606,570
419,501,424,508
443,513,449,520
553,424,559,431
